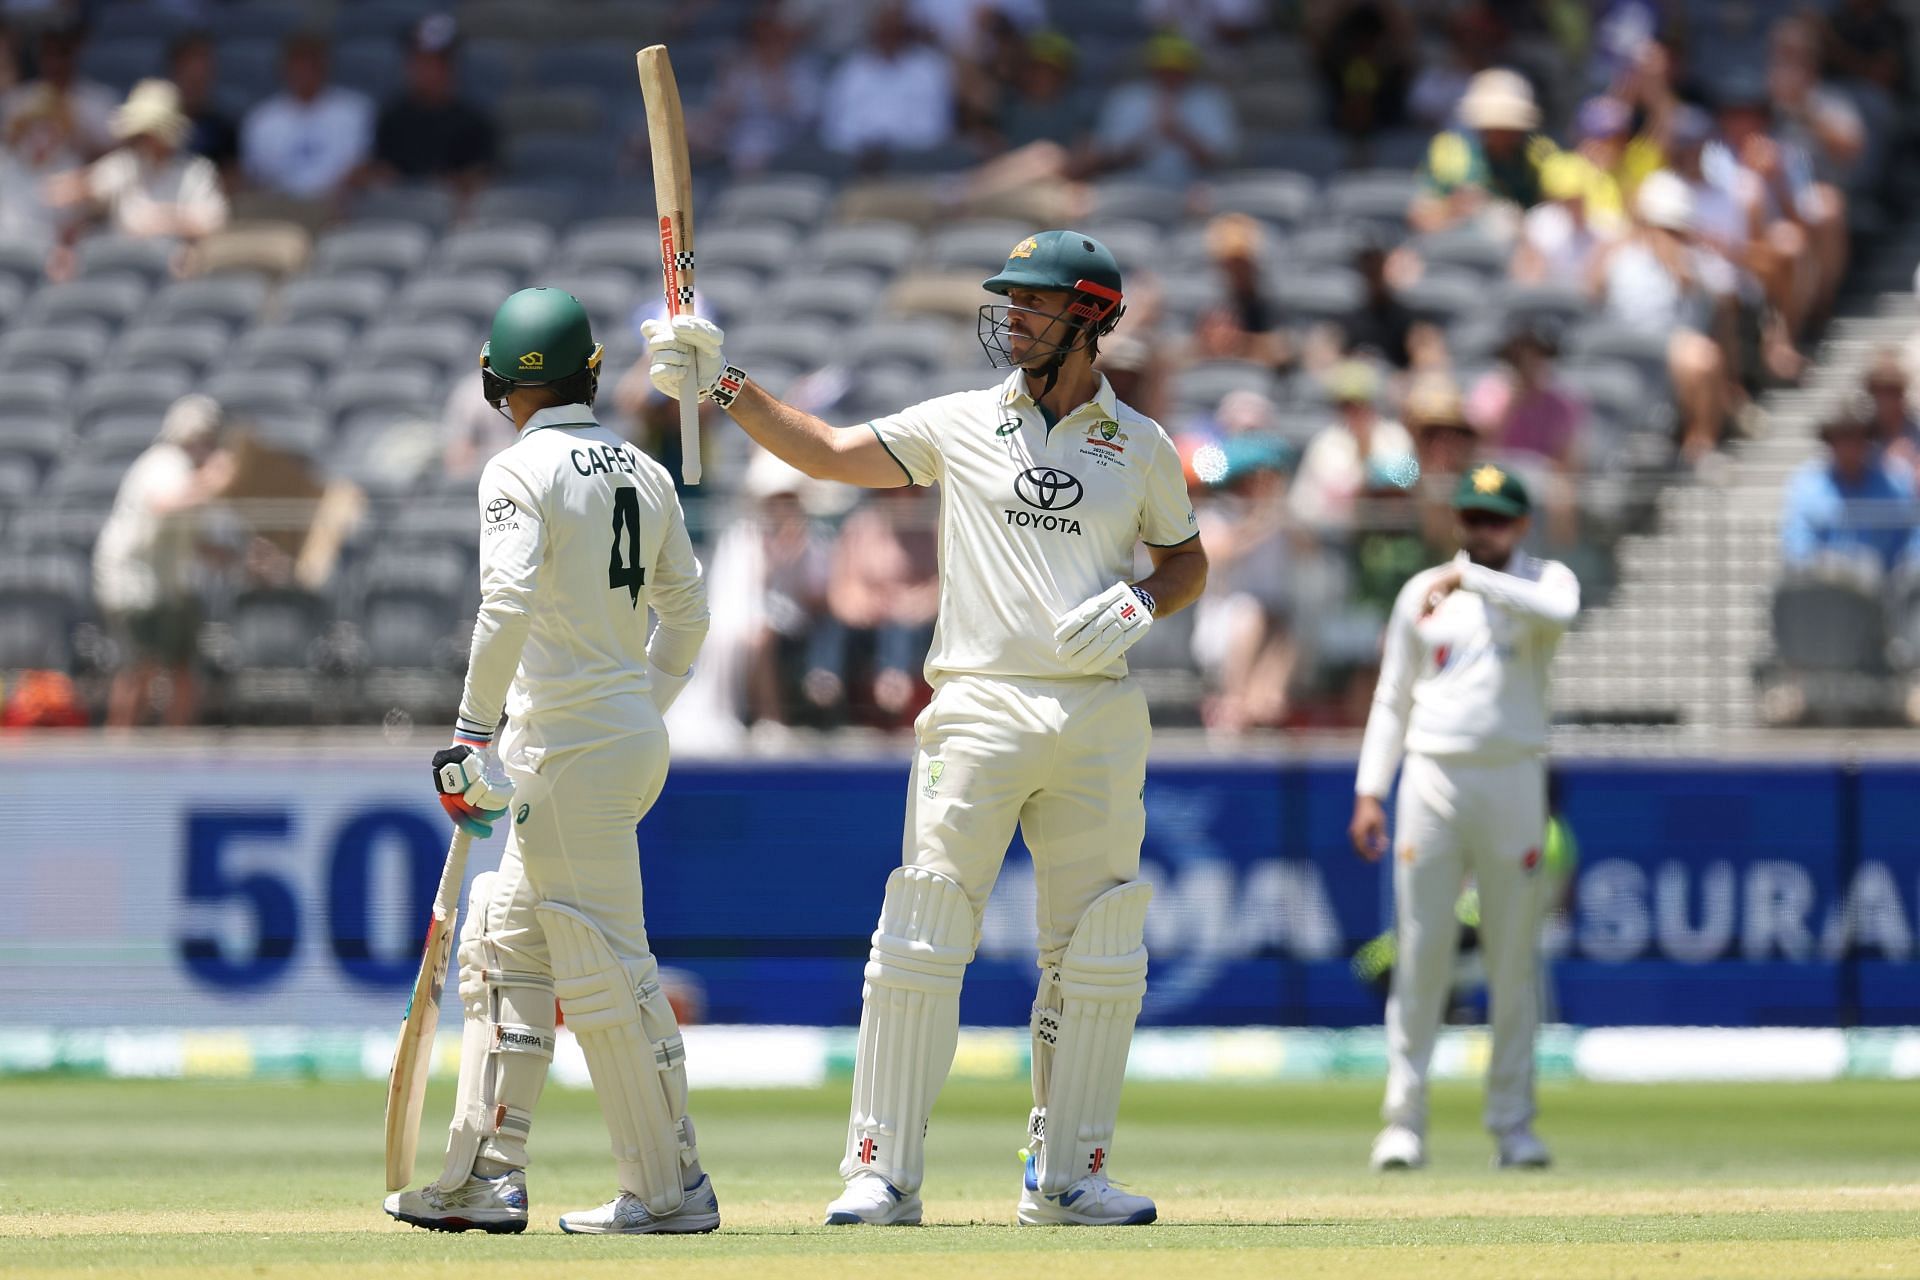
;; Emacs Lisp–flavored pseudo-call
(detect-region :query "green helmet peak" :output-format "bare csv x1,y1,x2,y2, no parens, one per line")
480,287,604,408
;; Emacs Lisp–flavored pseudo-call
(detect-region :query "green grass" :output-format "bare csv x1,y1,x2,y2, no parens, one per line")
8,1077,1919,1278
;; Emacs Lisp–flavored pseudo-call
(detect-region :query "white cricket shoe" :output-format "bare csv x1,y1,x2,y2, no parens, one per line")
1494,1126,1552,1169
383,1169,528,1233
557,1173,721,1234
1017,1152,1156,1226
824,1171,923,1225
1370,1124,1427,1171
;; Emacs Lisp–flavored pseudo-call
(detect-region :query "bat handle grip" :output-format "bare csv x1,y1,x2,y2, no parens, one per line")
678,387,701,486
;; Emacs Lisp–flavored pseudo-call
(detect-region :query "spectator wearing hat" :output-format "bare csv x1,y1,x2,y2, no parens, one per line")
1591,169,1732,466
1409,68,1551,235
1405,375,1479,552
240,32,374,204
1089,31,1237,185
1192,212,1290,371
1864,349,1920,487
94,394,236,729
690,13,822,174
818,4,956,166
43,79,228,263
164,32,238,172
1313,0,1415,142
1780,400,1920,576
995,30,1093,154
369,15,498,198
1292,360,1416,534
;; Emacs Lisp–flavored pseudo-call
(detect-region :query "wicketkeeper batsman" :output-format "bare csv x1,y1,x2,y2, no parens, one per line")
646,230,1209,1226
384,288,718,1234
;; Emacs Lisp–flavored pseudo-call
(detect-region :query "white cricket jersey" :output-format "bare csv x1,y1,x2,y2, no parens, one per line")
1355,550,1579,797
455,404,708,756
868,369,1198,684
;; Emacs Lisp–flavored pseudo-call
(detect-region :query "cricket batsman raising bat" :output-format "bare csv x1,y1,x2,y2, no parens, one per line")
382,283,715,1235
645,230,1209,1225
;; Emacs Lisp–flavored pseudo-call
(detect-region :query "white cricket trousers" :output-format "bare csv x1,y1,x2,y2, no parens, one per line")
481,725,671,998
909,673,1149,963
1384,751,1547,1136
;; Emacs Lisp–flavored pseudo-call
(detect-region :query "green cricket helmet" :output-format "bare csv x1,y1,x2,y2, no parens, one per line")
977,229,1126,376
479,287,605,409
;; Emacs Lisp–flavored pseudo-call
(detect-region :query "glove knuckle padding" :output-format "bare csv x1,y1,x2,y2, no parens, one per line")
536,900,693,1217
440,872,557,1185
843,866,975,1192
1031,879,1152,1194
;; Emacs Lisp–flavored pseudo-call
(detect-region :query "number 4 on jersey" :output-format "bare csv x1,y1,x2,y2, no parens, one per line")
609,486,646,606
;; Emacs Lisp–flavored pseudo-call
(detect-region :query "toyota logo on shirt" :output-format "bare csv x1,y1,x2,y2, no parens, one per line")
1014,467,1084,511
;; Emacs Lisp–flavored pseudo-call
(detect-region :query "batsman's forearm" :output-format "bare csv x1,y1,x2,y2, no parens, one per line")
722,380,854,481
455,600,531,741
1135,544,1208,618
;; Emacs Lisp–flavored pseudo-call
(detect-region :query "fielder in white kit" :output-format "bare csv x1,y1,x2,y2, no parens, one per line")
1349,464,1578,1172
384,287,720,1235
645,230,1208,1226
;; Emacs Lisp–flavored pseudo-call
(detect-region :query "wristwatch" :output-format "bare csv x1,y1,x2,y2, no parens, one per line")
1130,585,1157,617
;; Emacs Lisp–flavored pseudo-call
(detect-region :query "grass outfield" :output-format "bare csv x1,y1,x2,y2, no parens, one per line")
8,1077,1918,1279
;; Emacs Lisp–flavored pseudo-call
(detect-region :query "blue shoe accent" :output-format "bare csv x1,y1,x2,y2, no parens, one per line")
1122,1206,1157,1225
1056,1188,1083,1207
1023,1153,1039,1193
825,1211,862,1225
883,1182,904,1203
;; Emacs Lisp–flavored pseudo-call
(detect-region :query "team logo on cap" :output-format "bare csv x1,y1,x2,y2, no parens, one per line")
1010,236,1038,259
518,351,544,371
1472,464,1505,493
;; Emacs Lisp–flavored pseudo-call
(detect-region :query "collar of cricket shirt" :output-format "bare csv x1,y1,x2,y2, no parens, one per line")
521,403,599,435
998,370,1119,426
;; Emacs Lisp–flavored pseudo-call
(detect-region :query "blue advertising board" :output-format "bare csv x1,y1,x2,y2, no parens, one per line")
5,750,1916,1029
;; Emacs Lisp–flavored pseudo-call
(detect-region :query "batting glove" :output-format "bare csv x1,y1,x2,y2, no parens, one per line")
1054,581,1154,673
641,315,727,403
430,739,513,839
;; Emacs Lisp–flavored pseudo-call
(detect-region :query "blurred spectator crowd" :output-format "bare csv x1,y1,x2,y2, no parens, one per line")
0,0,1913,735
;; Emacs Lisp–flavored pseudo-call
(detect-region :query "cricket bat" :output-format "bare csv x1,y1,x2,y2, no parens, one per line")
637,44,702,486
382,828,473,1192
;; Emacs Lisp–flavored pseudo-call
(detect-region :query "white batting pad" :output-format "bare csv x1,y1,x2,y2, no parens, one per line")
841,866,976,1193
536,900,696,1217
1031,880,1152,1195
439,873,556,1186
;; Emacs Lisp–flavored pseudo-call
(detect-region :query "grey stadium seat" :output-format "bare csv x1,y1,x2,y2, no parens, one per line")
75,234,177,284
0,454,40,503
1411,227,1510,278
1773,575,1888,672
466,183,584,230
0,323,112,379
117,322,230,376
226,586,334,722
701,225,803,279
351,184,457,231
1323,170,1420,225
312,222,433,282
1089,177,1188,227
1172,360,1280,415
848,318,961,377
324,368,443,420
23,277,149,331
768,274,881,327
1274,269,1365,325
1570,321,1671,389
558,219,658,275
0,573,85,670
435,223,556,281
690,267,762,328
204,368,319,419
1395,271,1483,326
536,270,642,336
395,273,516,328
249,407,331,459
727,324,837,374
46,458,134,507
1210,170,1318,228
76,368,194,432
85,415,166,467
356,322,477,378
1289,224,1368,269
927,221,1033,274
7,370,72,418
333,38,406,96
711,174,834,233
150,275,271,329
502,132,608,184
0,418,65,483
1493,280,1591,330
1077,221,1164,278
807,222,921,281
234,320,355,378
278,274,391,330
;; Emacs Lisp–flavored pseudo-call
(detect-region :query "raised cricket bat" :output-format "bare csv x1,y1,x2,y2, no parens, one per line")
382,828,473,1192
637,45,701,486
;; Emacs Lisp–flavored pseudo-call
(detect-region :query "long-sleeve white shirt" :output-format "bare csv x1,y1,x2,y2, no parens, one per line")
455,405,708,758
1355,550,1579,798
